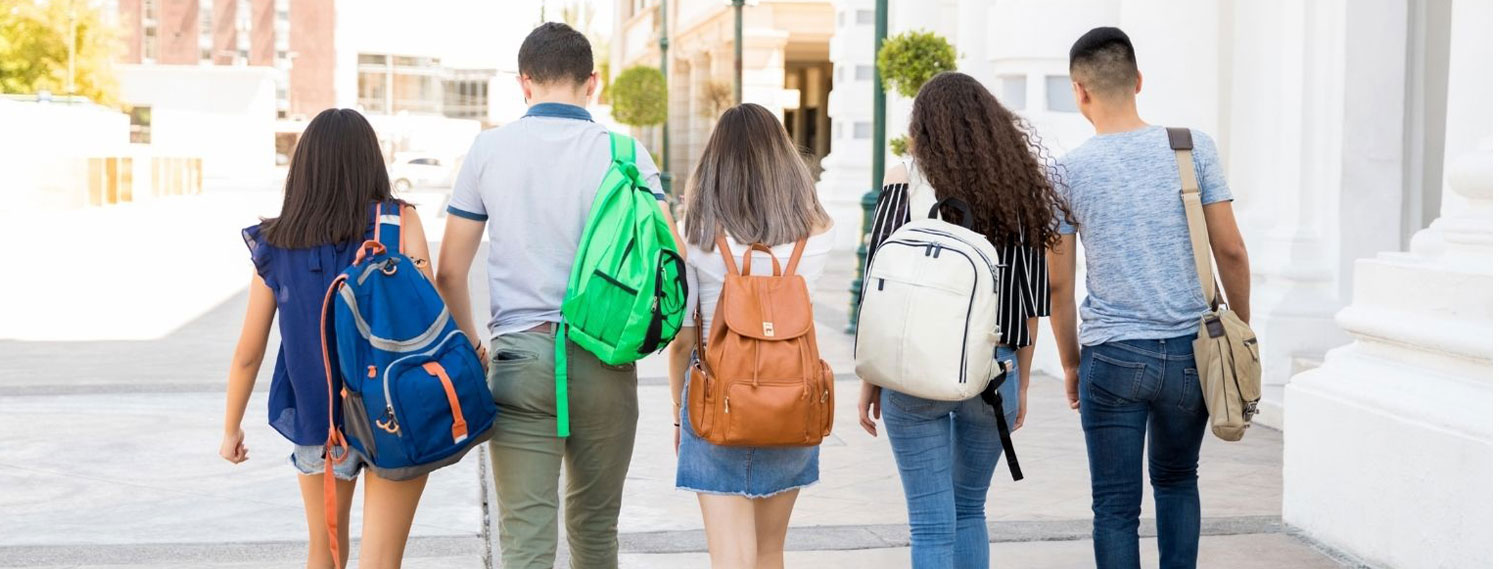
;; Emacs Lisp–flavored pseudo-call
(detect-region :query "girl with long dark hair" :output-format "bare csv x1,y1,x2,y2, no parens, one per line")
855,72,1074,568
219,108,441,569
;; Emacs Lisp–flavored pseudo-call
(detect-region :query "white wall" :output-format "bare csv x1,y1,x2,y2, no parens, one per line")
0,99,131,210
117,65,278,181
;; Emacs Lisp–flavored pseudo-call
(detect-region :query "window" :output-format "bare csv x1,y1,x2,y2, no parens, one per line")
128,106,152,144
142,27,157,62
410,158,438,166
835,122,843,139
1045,75,1077,112
837,10,844,27
856,10,875,24
999,75,1027,110
359,53,389,66
855,65,875,81
853,122,873,139
198,0,213,62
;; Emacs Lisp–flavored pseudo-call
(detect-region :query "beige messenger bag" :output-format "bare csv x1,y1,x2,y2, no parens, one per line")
1167,127,1262,442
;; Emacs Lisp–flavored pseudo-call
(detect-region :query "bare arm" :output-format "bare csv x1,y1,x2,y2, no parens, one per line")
1203,202,1250,323
1047,235,1081,410
436,215,487,350
667,328,693,417
401,205,435,281
1012,317,1039,431
220,273,276,463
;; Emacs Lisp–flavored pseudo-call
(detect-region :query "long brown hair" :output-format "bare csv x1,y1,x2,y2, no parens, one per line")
908,72,1073,249
260,108,393,248
683,103,831,251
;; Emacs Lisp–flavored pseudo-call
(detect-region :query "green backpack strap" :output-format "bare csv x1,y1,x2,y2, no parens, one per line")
554,132,640,438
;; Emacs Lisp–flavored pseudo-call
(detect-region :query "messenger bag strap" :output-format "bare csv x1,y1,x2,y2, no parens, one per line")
1167,127,1219,310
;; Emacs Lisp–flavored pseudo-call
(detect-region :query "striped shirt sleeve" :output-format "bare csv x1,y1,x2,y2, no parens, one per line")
864,183,910,271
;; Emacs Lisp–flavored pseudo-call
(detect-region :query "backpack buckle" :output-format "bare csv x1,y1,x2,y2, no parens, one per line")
762,322,775,337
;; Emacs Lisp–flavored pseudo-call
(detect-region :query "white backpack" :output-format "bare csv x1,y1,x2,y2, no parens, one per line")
854,165,1003,401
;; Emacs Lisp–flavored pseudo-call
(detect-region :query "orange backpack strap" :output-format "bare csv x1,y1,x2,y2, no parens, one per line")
318,274,351,569
715,234,738,280
784,239,808,276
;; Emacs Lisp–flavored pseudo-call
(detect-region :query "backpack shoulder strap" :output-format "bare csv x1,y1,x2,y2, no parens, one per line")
784,239,809,276
1167,127,1219,310
609,132,636,165
374,202,403,254
715,234,739,281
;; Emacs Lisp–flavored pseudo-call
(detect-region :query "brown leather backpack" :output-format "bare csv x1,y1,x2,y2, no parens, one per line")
686,235,835,447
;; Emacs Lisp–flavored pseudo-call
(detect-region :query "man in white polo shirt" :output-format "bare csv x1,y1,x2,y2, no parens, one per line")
435,22,669,569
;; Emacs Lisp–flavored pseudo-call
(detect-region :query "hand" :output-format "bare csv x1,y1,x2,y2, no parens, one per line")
220,428,248,464
1014,375,1030,432
475,343,490,373
1064,367,1080,411
672,402,683,456
857,382,882,437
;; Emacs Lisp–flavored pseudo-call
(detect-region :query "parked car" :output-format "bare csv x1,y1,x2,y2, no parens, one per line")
389,154,453,192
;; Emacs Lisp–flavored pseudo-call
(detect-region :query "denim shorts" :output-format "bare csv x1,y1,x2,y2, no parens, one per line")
675,362,820,498
290,444,365,481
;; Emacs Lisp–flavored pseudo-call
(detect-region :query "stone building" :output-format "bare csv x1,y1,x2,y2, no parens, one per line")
611,0,836,196
814,0,1491,566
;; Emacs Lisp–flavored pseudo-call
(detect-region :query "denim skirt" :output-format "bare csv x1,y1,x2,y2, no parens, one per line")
676,363,820,498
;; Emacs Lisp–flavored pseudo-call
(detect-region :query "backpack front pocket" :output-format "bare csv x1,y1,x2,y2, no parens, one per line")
386,335,493,465
722,380,811,447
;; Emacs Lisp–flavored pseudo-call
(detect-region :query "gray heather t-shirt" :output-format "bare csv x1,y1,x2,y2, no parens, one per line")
447,103,664,338
1057,125,1232,346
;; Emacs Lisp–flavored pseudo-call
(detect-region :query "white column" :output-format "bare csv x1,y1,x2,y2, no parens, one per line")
816,0,876,252
1283,0,1492,566
1221,0,1347,428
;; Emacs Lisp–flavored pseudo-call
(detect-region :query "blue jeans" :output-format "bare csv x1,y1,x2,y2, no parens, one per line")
881,348,1018,569
1079,336,1209,569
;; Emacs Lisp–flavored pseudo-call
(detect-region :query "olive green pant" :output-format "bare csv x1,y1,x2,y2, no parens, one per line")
487,330,639,569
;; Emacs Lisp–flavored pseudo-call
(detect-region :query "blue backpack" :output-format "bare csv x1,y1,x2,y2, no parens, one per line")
319,202,496,481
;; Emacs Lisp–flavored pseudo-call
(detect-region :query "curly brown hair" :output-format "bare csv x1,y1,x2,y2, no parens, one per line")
908,72,1074,249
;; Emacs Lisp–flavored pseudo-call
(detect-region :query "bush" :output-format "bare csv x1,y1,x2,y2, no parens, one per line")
876,30,958,98
889,135,909,157
609,65,667,127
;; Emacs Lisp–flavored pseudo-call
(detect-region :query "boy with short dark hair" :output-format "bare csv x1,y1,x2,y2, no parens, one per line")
435,22,669,569
1048,26,1252,569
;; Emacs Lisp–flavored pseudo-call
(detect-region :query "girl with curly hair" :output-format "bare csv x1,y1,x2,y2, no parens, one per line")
855,71,1073,568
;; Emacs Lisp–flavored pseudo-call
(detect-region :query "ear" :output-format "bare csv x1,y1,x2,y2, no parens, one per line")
584,72,601,99
1072,80,1089,107
516,74,532,103
1134,71,1143,94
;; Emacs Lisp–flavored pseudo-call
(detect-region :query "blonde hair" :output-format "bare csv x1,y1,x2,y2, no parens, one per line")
683,103,830,251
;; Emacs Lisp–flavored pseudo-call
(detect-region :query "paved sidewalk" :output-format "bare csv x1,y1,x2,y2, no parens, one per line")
0,188,1354,568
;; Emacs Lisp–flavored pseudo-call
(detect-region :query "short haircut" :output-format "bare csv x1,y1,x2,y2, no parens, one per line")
518,22,594,86
1068,27,1138,98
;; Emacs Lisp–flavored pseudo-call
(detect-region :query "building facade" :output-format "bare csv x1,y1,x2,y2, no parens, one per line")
611,0,836,198
818,0,1492,566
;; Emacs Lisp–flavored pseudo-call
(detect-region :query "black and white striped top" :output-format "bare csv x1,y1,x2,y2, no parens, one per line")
865,183,1050,348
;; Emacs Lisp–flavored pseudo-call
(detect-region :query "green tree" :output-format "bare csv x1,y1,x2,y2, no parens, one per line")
0,0,119,106
876,29,957,98
609,65,666,127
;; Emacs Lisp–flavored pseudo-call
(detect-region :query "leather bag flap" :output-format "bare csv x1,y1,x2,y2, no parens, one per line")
719,275,813,341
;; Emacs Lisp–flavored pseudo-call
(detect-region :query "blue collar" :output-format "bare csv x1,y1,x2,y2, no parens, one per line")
524,102,593,122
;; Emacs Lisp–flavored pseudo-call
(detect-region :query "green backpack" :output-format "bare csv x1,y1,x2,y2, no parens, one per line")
555,132,688,436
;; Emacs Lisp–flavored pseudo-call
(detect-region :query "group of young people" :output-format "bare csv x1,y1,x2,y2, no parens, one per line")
220,22,1250,569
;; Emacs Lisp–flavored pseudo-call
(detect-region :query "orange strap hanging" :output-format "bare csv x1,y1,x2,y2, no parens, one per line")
422,362,470,443
319,274,350,569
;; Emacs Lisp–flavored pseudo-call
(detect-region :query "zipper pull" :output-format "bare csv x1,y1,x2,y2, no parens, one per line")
820,389,829,403
723,396,730,414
